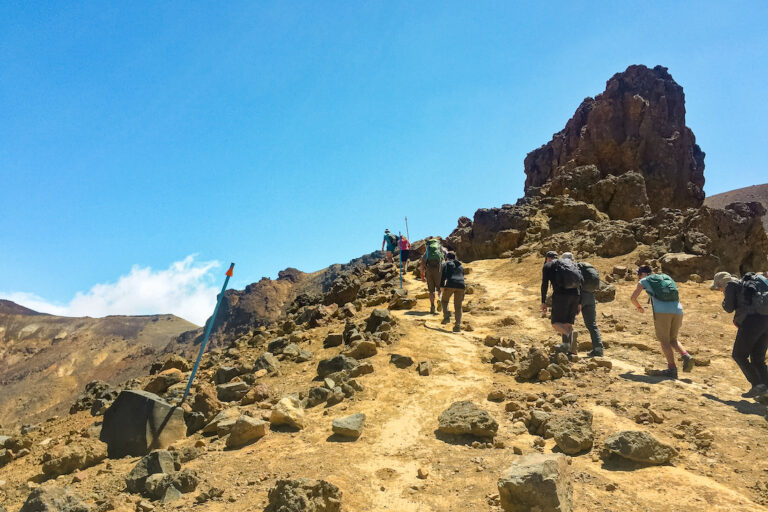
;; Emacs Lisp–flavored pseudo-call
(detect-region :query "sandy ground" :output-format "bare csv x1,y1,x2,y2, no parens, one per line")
2,251,768,511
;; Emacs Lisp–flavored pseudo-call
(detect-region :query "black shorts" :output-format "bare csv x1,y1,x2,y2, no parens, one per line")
551,293,579,325
400,250,410,261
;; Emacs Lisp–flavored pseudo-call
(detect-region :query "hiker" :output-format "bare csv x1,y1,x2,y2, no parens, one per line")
399,235,411,270
630,265,694,379
713,271,768,398
561,252,604,357
541,250,582,356
382,229,398,263
420,237,446,315
440,252,465,332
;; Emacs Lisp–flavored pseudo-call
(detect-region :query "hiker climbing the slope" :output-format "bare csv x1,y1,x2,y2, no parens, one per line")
541,250,582,357
630,265,694,379
382,229,398,263
561,252,604,357
440,252,465,333
421,237,447,315
712,271,768,398
399,234,411,273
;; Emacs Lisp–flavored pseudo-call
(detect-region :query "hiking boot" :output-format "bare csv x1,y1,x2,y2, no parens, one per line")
754,391,768,404
441,311,451,325
742,384,768,398
586,349,604,358
554,343,570,354
452,325,461,333
658,367,678,380
682,353,695,373
430,304,436,315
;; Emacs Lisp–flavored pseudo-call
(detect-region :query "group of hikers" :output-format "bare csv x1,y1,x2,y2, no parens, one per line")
382,229,768,400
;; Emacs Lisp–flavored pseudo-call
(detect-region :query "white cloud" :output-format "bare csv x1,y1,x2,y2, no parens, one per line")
0,256,221,325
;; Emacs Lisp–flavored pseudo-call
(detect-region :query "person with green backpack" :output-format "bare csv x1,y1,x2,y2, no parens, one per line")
420,237,447,315
630,265,694,379
561,252,604,357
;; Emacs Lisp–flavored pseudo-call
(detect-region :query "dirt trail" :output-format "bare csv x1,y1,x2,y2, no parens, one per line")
2,254,768,511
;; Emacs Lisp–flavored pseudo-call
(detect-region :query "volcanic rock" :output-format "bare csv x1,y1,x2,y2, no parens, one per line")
265,478,342,512
497,454,572,512
437,401,498,438
125,450,176,493
331,413,365,438
226,416,268,448
601,430,677,465
270,396,306,429
19,486,92,512
547,409,594,455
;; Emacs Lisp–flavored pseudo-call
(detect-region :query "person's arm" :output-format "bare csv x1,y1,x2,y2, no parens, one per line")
722,282,737,313
420,257,426,281
382,237,386,251
540,266,549,312
440,263,449,288
630,282,646,313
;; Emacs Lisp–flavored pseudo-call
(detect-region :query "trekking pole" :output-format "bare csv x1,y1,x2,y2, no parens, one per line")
405,217,410,241
399,231,403,289
180,262,235,404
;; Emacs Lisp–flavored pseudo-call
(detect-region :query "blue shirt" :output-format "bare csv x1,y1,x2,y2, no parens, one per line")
640,277,683,315
383,234,396,250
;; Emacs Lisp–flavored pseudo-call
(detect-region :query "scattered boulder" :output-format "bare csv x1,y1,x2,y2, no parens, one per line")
191,385,223,422
226,416,268,448
547,409,593,455
143,469,199,501
216,381,249,402
601,430,677,465
307,387,333,408
498,454,573,512
125,450,176,493
317,355,358,378
365,309,394,333
332,413,366,438
253,352,281,374
202,408,240,435
159,354,191,373
418,361,432,376
240,383,270,406
19,486,92,512
41,440,107,477
389,354,414,369
100,390,186,458
144,369,183,395
213,366,240,385
594,282,616,303
388,289,417,310
70,381,119,415
323,333,343,348
342,340,378,360
491,346,515,362
438,401,498,438
265,478,342,512
516,348,549,380
323,274,361,307
270,396,306,429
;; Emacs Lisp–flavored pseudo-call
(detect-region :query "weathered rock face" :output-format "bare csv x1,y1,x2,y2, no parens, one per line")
19,486,92,512
601,430,677,465
524,64,705,212
497,454,573,512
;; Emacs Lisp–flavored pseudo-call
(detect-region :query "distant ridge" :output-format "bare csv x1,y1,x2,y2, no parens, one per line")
705,183,768,231
0,299,44,316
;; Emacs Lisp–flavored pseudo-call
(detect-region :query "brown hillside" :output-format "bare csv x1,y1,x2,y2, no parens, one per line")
705,184,768,231
0,305,197,427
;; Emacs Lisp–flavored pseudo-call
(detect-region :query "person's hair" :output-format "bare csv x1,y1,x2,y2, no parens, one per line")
446,252,456,260
637,265,653,276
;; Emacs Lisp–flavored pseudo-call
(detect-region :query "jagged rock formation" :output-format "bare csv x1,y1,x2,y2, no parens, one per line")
705,183,768,232
524,65,705,212
447,65,768,275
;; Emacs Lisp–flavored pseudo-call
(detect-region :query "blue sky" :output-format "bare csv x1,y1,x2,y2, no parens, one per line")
1,2,766,323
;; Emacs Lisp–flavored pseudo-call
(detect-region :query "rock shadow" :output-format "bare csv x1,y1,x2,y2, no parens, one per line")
434,429,492,446
404,311,432,317
269,424,302,434
618,372,673,385
325,434,359,443
599,456,669,472
702,393,767,418
423,325,454,335
223,437,265,451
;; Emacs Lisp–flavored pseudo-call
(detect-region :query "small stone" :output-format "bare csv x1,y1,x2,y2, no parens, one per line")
332,413,366,438
390,354,414,369
417,468,429,479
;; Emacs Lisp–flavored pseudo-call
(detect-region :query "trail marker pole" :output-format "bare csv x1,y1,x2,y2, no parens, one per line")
399,231,403,289
180,262,235,404
405,217,410,241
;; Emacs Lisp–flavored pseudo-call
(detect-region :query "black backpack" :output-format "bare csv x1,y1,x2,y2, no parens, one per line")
387,233,398,246
578,262,600,292
553,259,584,290
741,273,768,316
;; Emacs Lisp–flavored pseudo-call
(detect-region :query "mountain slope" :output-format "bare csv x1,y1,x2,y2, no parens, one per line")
705,184,768,231
0,304,197,426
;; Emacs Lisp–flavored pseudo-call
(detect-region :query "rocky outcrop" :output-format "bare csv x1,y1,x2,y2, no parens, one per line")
524,65,705,212
265,479,342,512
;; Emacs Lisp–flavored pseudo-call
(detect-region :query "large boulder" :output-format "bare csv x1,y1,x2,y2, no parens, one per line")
270,396,306,430
524,65,705,212
365,309,394,333
20,486,92,512
601,430,677,465
437,401,498,438
265,478,342,512
331,413,365,439
659,252,719,281
226,416,268,448
317,355,358,378
498,454,573,512
100,390,186,458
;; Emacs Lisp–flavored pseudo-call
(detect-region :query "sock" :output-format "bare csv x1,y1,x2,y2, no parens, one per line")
681,351,689,356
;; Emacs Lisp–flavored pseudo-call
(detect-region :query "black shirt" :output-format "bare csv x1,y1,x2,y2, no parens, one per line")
441,260,465,289
541,261,580,303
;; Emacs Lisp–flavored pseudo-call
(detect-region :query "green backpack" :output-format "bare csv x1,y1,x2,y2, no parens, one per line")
425,240,444,267
645,273,679,302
